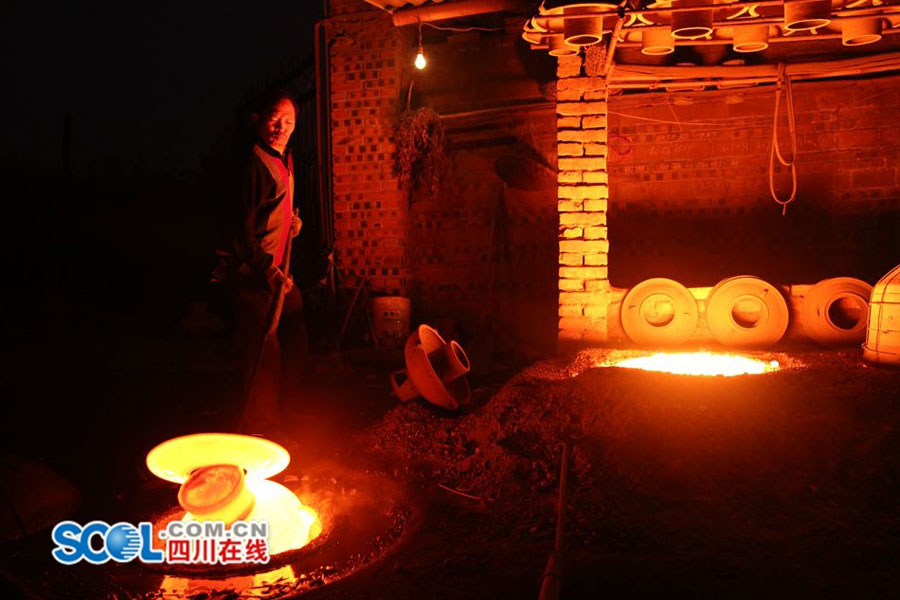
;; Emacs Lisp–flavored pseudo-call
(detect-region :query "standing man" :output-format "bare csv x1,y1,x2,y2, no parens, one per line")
225,90,308,436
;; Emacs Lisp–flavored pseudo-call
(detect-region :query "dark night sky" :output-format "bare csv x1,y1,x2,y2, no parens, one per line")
2,1,324,171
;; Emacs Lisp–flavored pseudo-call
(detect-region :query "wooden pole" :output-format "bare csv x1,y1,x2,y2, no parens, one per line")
538,443,570,600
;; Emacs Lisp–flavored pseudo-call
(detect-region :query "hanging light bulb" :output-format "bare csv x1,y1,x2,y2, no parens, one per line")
414,20,426,70
415,46,426,69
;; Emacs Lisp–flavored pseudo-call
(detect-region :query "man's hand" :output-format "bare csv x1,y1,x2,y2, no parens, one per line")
290,211,302,238
266,266,293,292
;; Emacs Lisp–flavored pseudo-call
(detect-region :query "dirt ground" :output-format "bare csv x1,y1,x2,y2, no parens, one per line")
318,347,900,599
3,335,900,599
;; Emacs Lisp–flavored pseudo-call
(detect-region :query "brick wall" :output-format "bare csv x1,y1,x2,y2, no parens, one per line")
546,62,900,348
601,76,900,344
555,54,612,350
607,77,900,289
324,1,899,351
327,1,408,296
326,6,562,353
407,107,559,353
405,22,560,353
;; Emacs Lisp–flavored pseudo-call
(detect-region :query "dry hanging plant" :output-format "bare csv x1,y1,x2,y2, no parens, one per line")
585,44,607,78
393,107,448,202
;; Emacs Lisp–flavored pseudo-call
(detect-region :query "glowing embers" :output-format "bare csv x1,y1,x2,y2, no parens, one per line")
146,433,322,557
602,351,781,376
146,466,412,599
160,565,296,598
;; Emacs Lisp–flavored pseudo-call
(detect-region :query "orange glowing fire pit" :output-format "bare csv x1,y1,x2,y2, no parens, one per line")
146,433,321,557
599,351,783,377
137,441,411,599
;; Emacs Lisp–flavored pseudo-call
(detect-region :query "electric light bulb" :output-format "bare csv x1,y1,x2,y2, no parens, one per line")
415,49,426,70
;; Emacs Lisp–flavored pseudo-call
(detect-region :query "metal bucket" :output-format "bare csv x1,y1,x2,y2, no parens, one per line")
371,296,411,348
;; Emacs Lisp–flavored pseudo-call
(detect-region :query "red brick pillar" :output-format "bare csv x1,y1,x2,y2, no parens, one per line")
327,1,409,296
555,54,610,349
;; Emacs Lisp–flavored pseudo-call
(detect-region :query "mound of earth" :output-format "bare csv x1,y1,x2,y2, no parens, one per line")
361,348,900,562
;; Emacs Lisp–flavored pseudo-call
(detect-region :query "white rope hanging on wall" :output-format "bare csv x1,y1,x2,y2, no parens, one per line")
769,62,798,215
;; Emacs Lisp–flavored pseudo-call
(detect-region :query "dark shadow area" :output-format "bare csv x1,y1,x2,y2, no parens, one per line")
609,202,900,288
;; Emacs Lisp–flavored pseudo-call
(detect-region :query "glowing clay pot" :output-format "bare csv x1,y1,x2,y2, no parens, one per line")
546,34,579,56
842,18,883,46
800,277,872,347
733,25,769,53
564,13,606,46
390,325,471,410
641,26,675,55
671,0,713,40
784,0,832,32
178,464,255,526
620,278,699,346
705,275,789,348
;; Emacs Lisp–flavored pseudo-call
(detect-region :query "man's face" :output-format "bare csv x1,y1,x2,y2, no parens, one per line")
256,98,296,153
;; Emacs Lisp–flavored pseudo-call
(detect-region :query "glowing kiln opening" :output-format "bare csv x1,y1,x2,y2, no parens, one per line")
146,433,322,558
601,351,781,377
